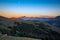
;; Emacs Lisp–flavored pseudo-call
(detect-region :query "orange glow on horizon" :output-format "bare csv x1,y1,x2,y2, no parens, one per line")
0,12,58,18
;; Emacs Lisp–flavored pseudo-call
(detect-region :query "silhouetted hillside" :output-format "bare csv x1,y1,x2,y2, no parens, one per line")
48,16,60,27
0,16,60,40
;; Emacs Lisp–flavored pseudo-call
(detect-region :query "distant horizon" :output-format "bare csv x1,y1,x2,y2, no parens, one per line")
0,15,59,18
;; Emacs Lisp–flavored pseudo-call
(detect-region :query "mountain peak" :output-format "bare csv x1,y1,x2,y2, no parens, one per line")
0,16,5,18
56,16,60,19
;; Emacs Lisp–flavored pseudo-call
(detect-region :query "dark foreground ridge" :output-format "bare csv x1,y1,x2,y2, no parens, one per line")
0,34,41,40
0,16,60,40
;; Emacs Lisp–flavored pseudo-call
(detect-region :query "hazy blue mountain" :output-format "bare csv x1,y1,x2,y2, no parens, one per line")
20,16,60,27
48,16,60,27
20,17,53,22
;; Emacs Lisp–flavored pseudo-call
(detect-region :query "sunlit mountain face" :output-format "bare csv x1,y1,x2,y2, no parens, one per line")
0,0,60,18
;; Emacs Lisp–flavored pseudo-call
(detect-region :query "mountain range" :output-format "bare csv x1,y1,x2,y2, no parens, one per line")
20,16,60,27
0,16,60,40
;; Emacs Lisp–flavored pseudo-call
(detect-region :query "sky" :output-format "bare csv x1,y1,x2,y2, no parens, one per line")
0,0,60,18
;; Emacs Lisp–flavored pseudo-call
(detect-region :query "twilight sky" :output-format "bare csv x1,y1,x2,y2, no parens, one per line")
0,0,60,18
